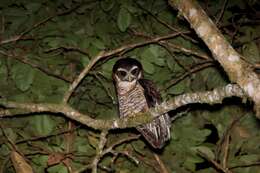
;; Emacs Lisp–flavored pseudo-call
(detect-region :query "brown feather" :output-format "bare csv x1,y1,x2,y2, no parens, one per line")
113,58,171,149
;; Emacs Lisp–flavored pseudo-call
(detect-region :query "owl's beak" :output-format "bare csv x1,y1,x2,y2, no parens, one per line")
126,75,134,82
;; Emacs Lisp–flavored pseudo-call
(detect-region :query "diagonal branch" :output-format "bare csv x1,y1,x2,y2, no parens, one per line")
91,130,108,173
168,0,260,116
62,31,184,103
0,4,81,45
0,50,72,83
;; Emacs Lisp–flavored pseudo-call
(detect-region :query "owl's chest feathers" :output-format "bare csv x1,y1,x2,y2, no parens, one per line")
117,83,148,118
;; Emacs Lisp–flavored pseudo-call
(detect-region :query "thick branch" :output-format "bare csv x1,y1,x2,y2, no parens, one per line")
0,84,244,130
169,0,260,116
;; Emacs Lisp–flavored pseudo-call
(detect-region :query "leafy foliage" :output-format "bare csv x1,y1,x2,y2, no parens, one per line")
0,0,259,172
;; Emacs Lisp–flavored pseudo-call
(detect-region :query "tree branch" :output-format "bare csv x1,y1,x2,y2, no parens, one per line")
91,130,108,173
0,84,245,130
0,50,72,83
62,31,184,103
168,0,260,116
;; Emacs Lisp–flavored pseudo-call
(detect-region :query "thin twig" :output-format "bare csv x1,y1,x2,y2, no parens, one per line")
72,164,91,173
62,32,184,103
0,50,72,82
222,133,230,169
198,151,233,173
64,122,76,173
0,125,19,152
135,2,198,43
153,153,169,173
16,126,80,144
44,46,90,57
94,72,116,104
91,130,108,173
132,31,210,60
75,134,140,173
0,4,81,45
0,155,10,173
109,149,139,165
102,135,141,156
135,154,161,173
216,115,246,168
159,43,190,72
216,0,229,26
163,61,215,90
230,162,260,169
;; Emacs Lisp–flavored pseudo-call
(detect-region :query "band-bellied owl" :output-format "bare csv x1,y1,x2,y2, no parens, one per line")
112,58,171,148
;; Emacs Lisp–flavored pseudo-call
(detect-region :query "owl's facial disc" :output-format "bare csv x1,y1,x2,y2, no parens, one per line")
117,66,139,82
115,66,140,95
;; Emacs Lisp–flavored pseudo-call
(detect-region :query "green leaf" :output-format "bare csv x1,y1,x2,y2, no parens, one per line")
91,38,106,49
31,155,48,167
140,59,155,74
80,55,90,66
183,157,196,171
117,7,131,32
153,67,172,85
141,47,156,61
79,38,91,49
100,0,115,11
88,45,100,57
168,79,186,95
203,67,227,89
47,163,68,173
132,140,146,155
32,115,56,136
239,27,258,42
11,63,35,91
25,2,42,13
46,38,61,48
191,73,206,91
147,45,160,59
101,58,117,78
166,57,175,71
75,137,94,154
87,133,99,149
31,70,67,102
158,11,174,25
242,42,260,63
4,128,17,142
0,144,10,156
192,146,215,160
141,45,166,66
2,7,27,17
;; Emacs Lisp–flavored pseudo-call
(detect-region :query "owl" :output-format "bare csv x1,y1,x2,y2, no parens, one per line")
112,57,171,149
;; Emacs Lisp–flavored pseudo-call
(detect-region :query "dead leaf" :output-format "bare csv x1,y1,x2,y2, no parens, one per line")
10,151,33,173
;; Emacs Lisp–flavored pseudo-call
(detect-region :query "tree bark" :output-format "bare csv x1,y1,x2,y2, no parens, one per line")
168,0,260,116
0,84,244,130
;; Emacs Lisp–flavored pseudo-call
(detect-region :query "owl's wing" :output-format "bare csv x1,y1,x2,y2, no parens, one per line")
138,79,162,107
138,79,171,149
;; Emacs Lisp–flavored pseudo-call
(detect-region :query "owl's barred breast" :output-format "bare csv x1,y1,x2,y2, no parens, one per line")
118,83,148,118
117,82,171,148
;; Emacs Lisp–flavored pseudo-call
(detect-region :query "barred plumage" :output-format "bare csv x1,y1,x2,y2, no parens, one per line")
113,58,171,149
118,83,147,118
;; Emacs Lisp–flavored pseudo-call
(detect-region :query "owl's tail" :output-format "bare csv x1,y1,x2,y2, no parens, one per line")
137,113,171,149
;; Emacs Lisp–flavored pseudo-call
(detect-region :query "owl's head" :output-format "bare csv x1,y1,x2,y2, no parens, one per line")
112,58,143,95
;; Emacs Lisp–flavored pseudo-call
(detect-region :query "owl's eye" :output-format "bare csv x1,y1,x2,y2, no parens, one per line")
118,70,127,77
131,68,138,75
